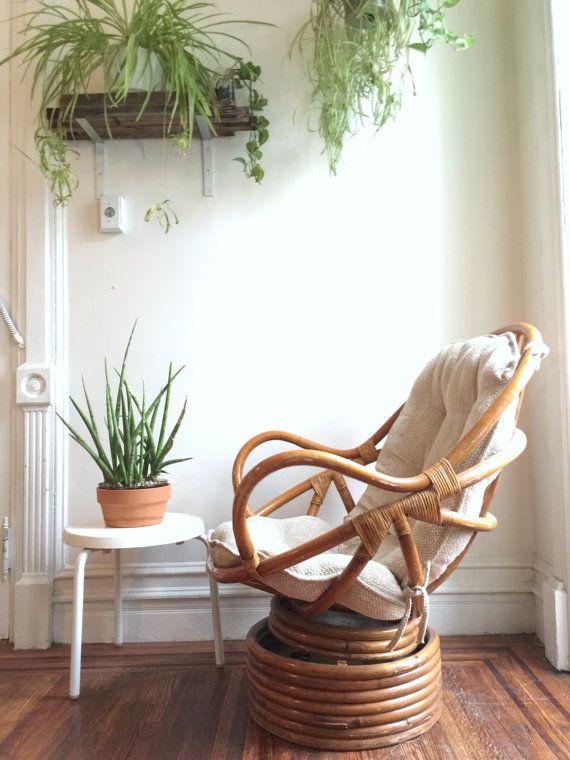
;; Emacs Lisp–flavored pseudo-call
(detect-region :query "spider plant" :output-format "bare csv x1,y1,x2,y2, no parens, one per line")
58,325,190,489
2,0,269,206
292,0,474,174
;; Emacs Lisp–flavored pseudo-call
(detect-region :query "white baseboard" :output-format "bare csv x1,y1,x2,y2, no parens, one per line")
13,574,53,649
532,555,553,644
53,555,536,644
531,555,569,670
542,576,569,670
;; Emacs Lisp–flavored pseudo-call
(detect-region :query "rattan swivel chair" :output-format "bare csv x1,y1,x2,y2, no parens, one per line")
207,323,547,751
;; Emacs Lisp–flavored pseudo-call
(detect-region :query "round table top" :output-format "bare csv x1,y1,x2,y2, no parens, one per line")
63,512,205,550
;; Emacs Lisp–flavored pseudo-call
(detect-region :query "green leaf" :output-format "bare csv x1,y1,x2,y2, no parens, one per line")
157,362,173,456
251,95,268,110
454,34,475,49
115,322,136,417
159,457,193,469
56,412,114,483
408,43,430,54
155,398,187,469
443,0,461,7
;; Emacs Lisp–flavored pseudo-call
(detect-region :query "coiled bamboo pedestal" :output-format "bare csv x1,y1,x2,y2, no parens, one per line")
246,597,442,751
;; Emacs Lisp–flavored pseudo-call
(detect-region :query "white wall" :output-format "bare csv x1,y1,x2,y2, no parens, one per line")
51,0,540,642
514,0,570,667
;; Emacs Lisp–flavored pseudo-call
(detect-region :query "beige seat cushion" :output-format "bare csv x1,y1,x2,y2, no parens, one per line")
350,332,522,585
208,515,406,620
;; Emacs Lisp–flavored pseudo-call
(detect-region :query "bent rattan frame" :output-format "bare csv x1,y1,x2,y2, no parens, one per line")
209,323,545,619
247,617,442,750
268,597,423,661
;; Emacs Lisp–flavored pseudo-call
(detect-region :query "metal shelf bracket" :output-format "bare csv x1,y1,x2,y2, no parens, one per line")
77,118,106,198
78,114,215,199
195,115,214,197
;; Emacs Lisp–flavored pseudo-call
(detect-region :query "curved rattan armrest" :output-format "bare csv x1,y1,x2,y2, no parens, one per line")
231,428,527,571
231,405,404,490
447,324,546,466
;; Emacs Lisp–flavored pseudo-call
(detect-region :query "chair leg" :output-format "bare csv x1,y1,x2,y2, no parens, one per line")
70,548,94,699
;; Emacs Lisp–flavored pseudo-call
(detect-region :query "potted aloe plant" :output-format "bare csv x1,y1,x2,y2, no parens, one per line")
2,0,270,209
292,0,474,174
58,327,190,528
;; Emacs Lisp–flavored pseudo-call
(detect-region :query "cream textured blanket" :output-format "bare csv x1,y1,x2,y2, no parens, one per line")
351,332,521,584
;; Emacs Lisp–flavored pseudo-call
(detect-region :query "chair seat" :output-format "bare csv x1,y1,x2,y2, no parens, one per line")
208,515,406,620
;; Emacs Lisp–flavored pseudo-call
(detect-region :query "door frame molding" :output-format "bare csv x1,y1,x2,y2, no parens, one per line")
9,0,69,647
543,0,570,670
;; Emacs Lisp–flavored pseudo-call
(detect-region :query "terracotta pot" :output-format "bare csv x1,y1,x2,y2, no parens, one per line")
96,483,171,528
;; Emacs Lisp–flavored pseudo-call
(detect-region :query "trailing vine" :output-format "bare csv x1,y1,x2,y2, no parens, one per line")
232,61,269,183
292,0,474,174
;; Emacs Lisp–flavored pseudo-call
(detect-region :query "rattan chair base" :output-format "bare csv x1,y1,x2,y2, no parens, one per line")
246,601,442,751
268,597,423,660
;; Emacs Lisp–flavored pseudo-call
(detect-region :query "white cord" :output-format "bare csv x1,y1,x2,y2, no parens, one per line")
0,297,25,348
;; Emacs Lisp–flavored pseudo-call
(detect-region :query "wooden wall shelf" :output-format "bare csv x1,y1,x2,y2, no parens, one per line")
47,92,256,142
46,92,257,197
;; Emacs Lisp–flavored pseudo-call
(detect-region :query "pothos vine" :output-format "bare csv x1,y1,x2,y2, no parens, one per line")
231,61,270,184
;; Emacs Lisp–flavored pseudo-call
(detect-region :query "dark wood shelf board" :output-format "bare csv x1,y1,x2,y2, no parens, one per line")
46,92,255,141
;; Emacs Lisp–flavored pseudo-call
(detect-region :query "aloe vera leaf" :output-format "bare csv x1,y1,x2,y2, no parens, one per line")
115,322,136,417
155,398,187,468
56,412,115,482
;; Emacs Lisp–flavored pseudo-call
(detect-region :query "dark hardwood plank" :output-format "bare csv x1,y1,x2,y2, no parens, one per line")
209,668,246,760
486,657,570,757
0,672,60,742
508,638,570,708
476,660,565,760
441,662,526,760
0,636,568,759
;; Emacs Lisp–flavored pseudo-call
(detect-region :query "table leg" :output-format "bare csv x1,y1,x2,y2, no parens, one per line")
196,533,225,667
114,548,123,646
208,574,225,667
70,548,93,699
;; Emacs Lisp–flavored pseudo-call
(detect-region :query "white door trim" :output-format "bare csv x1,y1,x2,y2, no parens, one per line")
541,0,570,670
9,0,69,648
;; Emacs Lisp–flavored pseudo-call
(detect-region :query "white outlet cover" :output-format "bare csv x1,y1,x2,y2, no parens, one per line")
100,195,126,233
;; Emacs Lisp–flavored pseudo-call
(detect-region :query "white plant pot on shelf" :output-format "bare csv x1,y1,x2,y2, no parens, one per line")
114,49,165,92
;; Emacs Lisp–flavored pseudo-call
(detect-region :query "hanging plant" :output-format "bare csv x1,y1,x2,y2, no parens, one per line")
230,61,270,184
144,199,180,233
1,0,270,208
292,0,474,174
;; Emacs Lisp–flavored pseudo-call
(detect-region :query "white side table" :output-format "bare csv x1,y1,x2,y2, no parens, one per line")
63,512,224,698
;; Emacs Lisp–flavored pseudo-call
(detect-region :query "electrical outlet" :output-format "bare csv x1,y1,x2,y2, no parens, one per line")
99,195,126,233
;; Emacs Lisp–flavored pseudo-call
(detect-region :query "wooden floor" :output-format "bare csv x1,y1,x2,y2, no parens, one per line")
0,635,568,759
